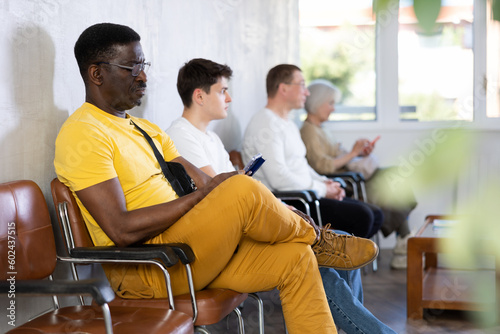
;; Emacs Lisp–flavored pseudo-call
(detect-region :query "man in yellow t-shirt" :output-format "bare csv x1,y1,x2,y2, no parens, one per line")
54,23,378,334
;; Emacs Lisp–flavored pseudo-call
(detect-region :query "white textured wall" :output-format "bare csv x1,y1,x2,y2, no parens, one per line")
1,0,299,189
0,0,299,330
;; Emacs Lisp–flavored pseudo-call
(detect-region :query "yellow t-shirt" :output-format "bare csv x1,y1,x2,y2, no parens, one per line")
54,103,180,298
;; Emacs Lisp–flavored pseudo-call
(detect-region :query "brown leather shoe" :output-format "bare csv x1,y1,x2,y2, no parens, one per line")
312,224,379,270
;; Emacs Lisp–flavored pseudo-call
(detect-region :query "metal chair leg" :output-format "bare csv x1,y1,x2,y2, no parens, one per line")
372,232,379,272
233,307,245,334
359,180,368,203
194,326,210,334
248,293,264,334
364,232,380,274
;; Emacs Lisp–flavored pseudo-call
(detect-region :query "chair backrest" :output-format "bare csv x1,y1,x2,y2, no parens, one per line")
50,178,94,251
0,180,57,280
228,150,244,170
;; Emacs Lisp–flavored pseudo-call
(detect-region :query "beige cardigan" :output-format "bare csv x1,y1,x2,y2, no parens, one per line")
300,120,348,175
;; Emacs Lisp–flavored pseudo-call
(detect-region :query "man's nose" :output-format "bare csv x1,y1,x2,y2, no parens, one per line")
136,70,147,82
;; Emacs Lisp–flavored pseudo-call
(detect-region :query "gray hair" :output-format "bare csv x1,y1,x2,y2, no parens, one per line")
304,79,342,115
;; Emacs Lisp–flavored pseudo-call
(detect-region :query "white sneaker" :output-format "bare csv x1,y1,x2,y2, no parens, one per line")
393,233,413,255
390,254,407,269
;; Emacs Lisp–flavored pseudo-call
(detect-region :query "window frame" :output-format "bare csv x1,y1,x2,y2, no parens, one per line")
326,0,499,132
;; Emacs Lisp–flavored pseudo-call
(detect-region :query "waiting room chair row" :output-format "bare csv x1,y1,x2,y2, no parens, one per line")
0,179,264,334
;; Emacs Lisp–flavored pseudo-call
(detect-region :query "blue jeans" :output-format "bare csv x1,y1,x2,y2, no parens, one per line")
320,231,396,334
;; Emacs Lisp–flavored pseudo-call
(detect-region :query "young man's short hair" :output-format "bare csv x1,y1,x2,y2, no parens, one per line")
177,58,233,108
74,23,141,82
266,64,301,98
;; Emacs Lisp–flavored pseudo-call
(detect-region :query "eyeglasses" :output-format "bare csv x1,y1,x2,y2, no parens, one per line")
284,81,307,89
96,61,151,76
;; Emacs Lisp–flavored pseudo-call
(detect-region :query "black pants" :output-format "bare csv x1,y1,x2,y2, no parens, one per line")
318,197,383,239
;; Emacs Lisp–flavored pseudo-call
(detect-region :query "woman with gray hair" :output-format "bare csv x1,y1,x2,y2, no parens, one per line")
301,79,417,270
302,80,375,174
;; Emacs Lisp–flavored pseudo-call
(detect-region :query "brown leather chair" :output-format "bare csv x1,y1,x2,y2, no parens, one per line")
50,178,260,334
0,179,193,334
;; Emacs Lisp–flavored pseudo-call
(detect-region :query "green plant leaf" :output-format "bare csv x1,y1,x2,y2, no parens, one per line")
414,0,442,34
372,0,393,14
493,0,500,21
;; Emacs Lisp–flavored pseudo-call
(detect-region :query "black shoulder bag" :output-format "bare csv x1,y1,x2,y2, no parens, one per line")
131,120,197,197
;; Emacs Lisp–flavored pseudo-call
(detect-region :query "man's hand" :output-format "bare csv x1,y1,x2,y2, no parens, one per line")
198,171,241,196
324,180,345,201
291,209,320,237
281,202,297,211
281,202,319,238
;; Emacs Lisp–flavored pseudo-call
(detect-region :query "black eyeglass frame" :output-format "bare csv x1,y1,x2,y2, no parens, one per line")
96,61,151,77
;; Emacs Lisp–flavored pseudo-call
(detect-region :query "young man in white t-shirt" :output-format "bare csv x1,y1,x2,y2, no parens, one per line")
166,58,234,176
166,58,395,334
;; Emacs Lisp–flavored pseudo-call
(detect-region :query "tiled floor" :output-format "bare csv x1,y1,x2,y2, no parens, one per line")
206,249,500,333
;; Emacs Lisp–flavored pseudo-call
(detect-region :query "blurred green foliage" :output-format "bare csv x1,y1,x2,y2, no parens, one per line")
300,33,355,101
374,0,500,28
413,0,442,34
494,0,500,21
399,92,456,121
300,26,375,106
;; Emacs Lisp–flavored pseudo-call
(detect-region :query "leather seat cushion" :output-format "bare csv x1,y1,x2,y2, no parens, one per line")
108,288,248,326
7,305,193,334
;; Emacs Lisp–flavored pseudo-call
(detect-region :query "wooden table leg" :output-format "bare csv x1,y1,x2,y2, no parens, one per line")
424,252,437,270
407,237,424,319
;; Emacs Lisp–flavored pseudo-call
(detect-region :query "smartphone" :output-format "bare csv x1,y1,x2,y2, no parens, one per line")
244,153,266,176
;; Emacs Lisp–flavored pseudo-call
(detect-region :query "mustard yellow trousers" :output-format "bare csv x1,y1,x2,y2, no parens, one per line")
145,175,336,333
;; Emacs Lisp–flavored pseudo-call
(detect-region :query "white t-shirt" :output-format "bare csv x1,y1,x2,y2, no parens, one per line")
166,117,235,173
242,108,327,197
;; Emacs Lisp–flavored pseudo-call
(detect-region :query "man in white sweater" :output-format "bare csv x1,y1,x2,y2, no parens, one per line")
242,64,384,239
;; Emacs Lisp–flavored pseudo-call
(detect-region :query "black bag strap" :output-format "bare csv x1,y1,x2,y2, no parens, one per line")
130,119,186,196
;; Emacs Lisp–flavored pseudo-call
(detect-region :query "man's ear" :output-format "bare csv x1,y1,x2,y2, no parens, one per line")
277,82,288,96
88,64,104,86
192,88,204,106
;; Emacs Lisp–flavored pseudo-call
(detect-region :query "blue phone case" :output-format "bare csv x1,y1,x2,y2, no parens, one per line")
244,153,265,176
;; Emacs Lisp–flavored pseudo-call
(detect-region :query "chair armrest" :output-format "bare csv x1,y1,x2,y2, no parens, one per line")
302,190,321,201
331,177,347,188
273,190,321,224
273,190,315,202
69,245,179,267
326,171,365,182
0,278,115,305
163,243,195,265
67,244,184,309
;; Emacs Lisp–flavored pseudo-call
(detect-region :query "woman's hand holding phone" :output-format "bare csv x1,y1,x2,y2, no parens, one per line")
362,136,380,156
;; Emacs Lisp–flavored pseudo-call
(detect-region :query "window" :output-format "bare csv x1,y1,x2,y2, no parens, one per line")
299,0,376,121
487,0,500,117
299,0,495,125
398,0,474,121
